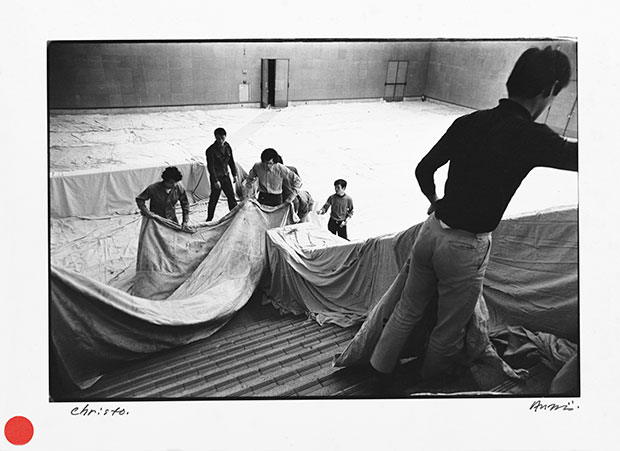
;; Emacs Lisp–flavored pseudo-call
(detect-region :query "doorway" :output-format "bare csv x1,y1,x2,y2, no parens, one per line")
384,60,408,102
261,59,290,108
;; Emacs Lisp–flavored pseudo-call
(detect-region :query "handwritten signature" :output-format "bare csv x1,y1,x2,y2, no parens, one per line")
529,399,578,412
70,403,129,417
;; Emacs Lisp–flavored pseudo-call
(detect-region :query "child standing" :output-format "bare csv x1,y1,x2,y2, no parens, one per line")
318,179,354,240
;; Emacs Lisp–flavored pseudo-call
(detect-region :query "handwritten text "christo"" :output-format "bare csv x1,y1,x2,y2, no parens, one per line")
70,404,129,417
529,400,578,412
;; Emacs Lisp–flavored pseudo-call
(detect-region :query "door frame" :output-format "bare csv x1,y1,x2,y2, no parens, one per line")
261,58,290,108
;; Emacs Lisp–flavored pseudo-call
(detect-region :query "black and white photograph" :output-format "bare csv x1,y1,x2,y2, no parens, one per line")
1,1,618,450
47,38,579,402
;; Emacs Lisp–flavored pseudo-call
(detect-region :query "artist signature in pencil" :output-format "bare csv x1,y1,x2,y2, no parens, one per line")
70,403,129,417
529,399,578,412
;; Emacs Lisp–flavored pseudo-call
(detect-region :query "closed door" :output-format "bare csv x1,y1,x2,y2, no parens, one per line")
384,61,408,102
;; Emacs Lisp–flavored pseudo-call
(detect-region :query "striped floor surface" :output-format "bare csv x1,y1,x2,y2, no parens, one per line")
62,293,554,401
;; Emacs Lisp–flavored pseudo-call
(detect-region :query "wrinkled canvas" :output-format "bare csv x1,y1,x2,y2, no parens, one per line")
51,200,295,389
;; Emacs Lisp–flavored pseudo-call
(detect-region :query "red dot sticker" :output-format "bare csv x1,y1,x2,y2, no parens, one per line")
4,416,34,446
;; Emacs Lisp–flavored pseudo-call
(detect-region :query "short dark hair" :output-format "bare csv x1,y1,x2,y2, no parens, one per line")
214,127,226,137
334,179,347,189
161,166,183,182
274,154,283,164
506,46,572,98
261,148,279,163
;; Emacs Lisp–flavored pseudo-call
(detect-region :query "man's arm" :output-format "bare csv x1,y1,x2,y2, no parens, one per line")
178,185,190,228
558,140,578,171
227,144,238,182
317,196,331,215
346,197,354,218
340,197,354,227
136,186,154,218
415,123,456,213
205,146,220,187
243,165,258,199
281,165,302,203
205,146,217,183
530,127,578,172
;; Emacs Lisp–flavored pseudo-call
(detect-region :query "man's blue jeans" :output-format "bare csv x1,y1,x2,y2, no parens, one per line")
370,212,492,378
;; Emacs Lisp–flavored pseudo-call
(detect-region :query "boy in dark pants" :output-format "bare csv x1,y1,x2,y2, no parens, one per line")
318,179,354,240
205,127,238,221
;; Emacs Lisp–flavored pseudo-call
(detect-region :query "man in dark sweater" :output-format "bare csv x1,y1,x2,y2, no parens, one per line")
205,127,238,222
370,46,578,388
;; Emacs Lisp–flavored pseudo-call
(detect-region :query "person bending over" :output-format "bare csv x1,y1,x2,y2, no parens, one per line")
274,153,314,219
370,46,578,392
243,148,302,207
136,166,190,231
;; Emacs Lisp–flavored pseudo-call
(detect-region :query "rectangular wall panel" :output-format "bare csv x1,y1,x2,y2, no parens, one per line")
48,41,432,109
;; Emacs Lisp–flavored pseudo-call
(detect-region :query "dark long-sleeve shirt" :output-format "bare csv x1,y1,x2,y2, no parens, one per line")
136,181,190,224
321,193,354,221
416,98,578,233
206,141,237,181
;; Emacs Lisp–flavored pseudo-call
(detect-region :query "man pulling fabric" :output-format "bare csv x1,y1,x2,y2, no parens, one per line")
370,46,578,393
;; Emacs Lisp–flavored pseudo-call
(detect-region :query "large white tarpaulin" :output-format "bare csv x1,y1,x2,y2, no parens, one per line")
50,205,578,393
330,209,578,391
263,209,578,389
51,200,295,389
